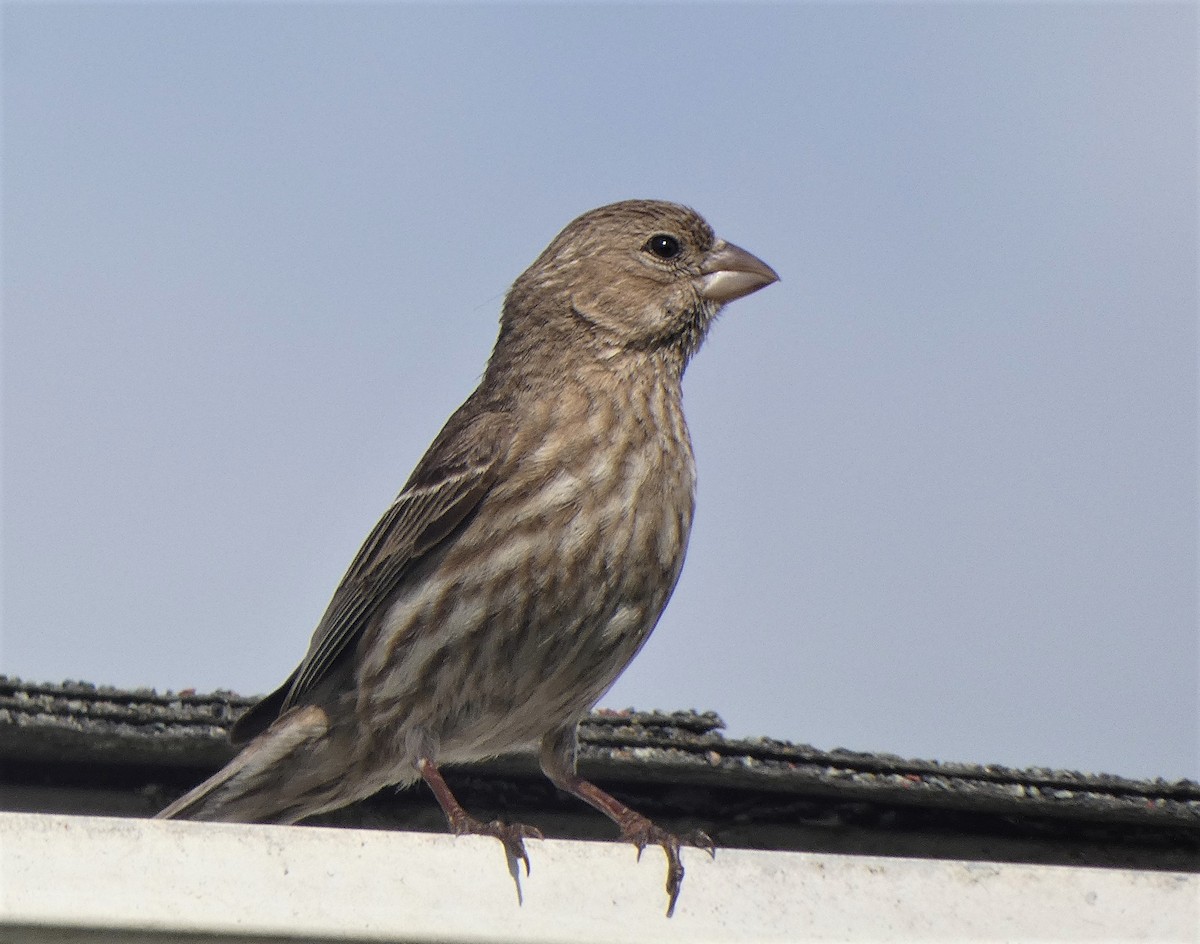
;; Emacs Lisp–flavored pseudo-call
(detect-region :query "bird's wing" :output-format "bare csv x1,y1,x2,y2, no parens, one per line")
231,405,512,744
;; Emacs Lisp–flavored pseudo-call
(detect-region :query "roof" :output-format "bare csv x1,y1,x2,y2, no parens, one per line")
2,676,1197,872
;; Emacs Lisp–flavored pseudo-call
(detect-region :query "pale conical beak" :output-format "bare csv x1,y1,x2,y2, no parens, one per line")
698,239,780,304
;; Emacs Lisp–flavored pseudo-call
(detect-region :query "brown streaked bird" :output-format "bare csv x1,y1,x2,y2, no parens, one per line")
157,199,778,915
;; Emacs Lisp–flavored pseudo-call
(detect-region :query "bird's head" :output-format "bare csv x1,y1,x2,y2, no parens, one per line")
499,200,778,369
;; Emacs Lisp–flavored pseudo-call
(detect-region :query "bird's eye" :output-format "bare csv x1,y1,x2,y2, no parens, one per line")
644,234,682,260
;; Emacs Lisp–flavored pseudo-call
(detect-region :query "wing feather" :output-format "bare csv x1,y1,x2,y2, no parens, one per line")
282,468,492,709
231,406,511,744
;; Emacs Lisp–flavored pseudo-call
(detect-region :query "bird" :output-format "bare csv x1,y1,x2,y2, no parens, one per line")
157,199,778,916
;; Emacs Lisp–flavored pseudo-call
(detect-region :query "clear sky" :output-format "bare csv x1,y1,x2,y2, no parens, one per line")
3,3,1196,781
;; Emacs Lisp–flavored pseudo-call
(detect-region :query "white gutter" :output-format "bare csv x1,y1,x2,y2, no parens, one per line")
0,813,1193,942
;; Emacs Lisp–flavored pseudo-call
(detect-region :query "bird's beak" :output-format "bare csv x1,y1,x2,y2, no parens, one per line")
698,240,780,304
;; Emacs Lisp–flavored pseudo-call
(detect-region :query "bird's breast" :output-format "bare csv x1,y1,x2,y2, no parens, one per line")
499,375,695,559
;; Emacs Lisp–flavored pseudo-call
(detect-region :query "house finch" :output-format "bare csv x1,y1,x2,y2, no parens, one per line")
158,199,778,915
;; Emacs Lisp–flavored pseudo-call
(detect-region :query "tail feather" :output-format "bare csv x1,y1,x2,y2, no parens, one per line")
156,705,330,823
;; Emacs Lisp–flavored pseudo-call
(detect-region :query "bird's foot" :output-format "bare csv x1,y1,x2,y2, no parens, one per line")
619,814,715,917
418,756,543,875
448,812,544,875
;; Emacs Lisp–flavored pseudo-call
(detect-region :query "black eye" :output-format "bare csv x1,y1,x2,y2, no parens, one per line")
644,234,682,260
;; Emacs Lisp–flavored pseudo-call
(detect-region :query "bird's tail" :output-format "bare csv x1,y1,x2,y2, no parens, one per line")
156,704,333,823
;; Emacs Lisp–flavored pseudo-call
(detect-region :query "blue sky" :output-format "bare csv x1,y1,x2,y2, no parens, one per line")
3,2,1196,780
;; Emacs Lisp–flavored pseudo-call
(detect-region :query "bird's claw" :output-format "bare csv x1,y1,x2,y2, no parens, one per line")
688,828,717,859
450,814,543,876
619,816,714,917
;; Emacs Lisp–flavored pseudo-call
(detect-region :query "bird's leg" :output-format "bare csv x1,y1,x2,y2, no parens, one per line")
417,757,543,875
540,727,713,917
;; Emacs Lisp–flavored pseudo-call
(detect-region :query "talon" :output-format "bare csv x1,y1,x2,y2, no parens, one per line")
614,816,712,917
664,852,684,918
449,815,542,875
501,822,543,875
689,829,716,858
